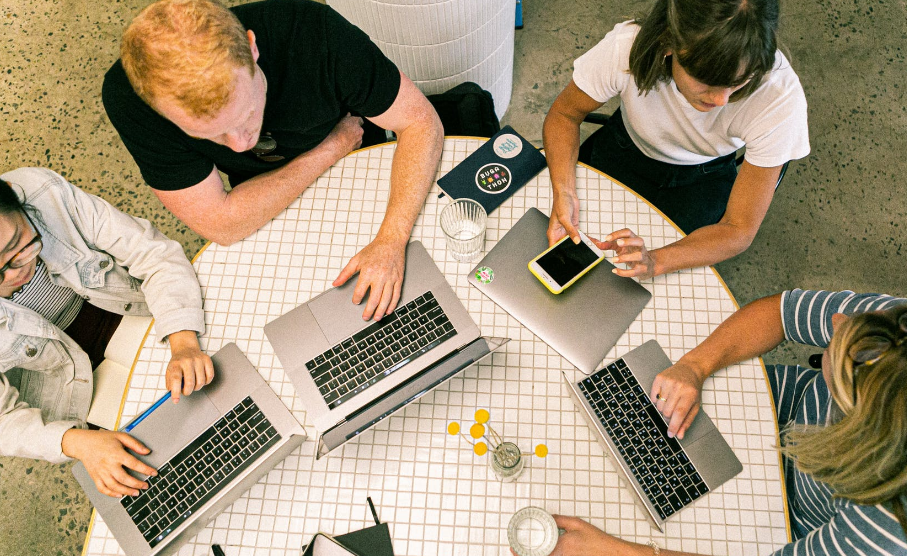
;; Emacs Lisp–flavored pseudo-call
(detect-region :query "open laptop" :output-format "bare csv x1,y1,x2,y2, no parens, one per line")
468,207,651,374
265,240,507,458
73,343,307,556
563,340,742,530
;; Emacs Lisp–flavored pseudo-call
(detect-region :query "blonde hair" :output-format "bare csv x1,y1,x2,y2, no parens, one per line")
120,0,255,119
783,305,907,534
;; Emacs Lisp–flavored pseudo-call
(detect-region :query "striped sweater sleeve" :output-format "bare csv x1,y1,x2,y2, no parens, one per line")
780,289,907,349
771,498,907,556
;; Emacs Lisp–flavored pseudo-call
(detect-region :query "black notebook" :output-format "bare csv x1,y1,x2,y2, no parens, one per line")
301,524,394,556
437,126,547,214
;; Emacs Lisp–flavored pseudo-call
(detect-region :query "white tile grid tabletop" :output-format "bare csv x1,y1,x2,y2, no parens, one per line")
83,139,789,556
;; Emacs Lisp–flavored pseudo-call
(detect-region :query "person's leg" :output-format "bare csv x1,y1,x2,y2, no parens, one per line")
578,109,672,209
64,303,123,369
652,156,737,234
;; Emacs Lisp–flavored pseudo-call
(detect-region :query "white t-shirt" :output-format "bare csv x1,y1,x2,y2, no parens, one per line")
573,21,810,167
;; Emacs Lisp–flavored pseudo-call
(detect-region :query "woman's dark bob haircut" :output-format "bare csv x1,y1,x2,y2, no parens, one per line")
0,178,27,216
629,0,780,102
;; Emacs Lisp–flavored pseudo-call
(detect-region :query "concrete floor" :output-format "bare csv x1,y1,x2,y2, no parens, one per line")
1,0,904,554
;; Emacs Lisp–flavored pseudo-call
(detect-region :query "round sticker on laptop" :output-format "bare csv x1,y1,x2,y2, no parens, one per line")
476,163,512,195
475,266,495,284
492,134,522,159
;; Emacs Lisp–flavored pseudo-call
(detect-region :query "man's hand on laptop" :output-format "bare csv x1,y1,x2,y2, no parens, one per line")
650,360,705,440
333,236,405,321
166,330,214,403
62,429,158,498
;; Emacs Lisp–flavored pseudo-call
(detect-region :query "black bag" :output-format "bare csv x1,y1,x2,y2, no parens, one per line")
426,82,501,138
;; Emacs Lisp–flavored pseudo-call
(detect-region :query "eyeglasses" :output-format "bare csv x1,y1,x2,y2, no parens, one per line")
0,211,43,286
250,132,284,162
849,312,907,404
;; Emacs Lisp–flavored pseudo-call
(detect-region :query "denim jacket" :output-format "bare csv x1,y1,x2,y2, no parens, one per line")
0,168,205,463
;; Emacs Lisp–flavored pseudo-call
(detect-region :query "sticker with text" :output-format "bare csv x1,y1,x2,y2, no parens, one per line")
492,134,522,159
475,163,511,195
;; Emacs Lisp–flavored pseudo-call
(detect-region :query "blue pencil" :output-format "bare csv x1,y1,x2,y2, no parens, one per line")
122,391,172,432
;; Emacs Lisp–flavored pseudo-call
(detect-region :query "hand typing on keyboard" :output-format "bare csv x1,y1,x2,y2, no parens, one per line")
62,429,158,498
650,360,706,440
165,330,214,403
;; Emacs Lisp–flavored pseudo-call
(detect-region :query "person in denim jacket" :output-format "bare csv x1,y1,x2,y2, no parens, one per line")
0,167,211,498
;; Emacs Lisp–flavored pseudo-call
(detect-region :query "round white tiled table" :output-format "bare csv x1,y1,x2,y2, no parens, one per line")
82,139,790,556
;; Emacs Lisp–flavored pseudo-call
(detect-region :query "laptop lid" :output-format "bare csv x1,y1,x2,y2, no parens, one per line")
468,207,652,374
265,241,482,432
73,344,306,556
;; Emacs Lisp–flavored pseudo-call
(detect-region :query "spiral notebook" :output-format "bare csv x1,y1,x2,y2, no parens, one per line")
437,126,547,214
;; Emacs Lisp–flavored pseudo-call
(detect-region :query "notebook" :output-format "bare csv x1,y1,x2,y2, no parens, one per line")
87,315,153,430
437,126,547,214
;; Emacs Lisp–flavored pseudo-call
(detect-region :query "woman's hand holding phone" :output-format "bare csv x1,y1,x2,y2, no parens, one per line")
593,228,658,280
529,230,605,294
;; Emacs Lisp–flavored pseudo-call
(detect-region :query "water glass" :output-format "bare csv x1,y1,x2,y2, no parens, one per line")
439,199,486,262
507,507,560,556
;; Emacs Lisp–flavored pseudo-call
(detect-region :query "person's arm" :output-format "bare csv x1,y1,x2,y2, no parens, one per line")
153,113,366,246
651,293,784,439
542,80,605,246
601,161,782,279
332,72,443,321
533,515,709,556
42,169,212,401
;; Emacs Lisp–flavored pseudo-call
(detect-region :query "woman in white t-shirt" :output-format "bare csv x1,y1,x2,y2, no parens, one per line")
544,0,809,280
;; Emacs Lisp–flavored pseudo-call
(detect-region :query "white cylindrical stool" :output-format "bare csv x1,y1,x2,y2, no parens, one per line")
327,0,514,119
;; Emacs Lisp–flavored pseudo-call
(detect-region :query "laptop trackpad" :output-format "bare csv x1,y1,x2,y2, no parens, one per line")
308,279,374,342
127,392,221,470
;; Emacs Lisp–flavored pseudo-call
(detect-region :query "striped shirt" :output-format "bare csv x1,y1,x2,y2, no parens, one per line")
10,259,83,330
768,289,907,555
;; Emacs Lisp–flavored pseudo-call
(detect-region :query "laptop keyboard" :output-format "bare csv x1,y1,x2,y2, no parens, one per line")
120,396,280,548
305,291,457,409
579,358,709,521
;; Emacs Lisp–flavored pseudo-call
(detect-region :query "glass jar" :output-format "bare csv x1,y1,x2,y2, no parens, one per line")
489,441,524,482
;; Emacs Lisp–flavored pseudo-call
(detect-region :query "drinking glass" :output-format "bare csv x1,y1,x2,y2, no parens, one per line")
439,199,486,262
507,506,560,556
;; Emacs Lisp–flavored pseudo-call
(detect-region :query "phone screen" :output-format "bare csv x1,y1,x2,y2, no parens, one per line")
536,239,601,286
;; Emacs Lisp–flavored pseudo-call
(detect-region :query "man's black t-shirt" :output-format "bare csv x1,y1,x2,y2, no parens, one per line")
103,0,401,190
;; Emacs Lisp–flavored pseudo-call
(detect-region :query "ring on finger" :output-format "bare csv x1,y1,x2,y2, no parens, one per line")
655,392,666,402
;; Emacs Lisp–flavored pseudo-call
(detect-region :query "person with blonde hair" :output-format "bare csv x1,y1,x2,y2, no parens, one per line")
103,0,443,322
542,289,907,555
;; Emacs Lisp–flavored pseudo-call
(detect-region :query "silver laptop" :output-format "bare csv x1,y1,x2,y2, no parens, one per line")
73,343,307,556
563,340,742,530
265,241,507,458
468,207,651,374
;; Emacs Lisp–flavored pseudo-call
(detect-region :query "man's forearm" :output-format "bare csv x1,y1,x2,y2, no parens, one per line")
680,293,785,382
212,134,350,244
376,117,443,246
542,109,582,198
650,221,756,277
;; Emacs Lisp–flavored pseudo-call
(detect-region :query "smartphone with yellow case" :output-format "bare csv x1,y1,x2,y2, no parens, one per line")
528,231,606,294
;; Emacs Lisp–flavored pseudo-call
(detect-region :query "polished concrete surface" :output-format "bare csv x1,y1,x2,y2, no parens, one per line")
1,0,905,554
